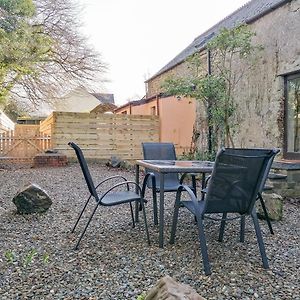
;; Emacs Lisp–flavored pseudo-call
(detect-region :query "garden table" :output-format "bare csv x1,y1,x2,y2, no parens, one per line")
135,160,214,248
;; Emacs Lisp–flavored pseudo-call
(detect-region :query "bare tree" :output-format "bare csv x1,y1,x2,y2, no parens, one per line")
10,0,107,108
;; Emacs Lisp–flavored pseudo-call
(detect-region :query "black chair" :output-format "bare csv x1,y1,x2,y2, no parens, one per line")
68,142,150,249
170,147,278,275
141,142,197,225
225,148,280,235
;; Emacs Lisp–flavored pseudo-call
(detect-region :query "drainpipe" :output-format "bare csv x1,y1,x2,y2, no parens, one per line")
207,49,213,154
129,102,132,115
156,94,161,142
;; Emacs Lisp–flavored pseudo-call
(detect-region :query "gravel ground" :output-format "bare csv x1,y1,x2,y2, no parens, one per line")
0,163,299,300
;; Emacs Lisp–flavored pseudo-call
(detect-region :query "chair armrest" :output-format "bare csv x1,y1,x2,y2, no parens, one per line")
95,175,129,190
141,172,156,196
179,174,197,196
179,173,197,184
177,185,203,219
178,184,197,201
204,175,211,188
99,181,143,203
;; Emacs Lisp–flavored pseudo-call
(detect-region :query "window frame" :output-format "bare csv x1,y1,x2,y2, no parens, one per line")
284,72,300,160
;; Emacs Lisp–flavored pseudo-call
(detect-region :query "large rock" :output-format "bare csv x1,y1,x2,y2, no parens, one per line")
12,183,52,214
145,276,206,300
256,193,283,221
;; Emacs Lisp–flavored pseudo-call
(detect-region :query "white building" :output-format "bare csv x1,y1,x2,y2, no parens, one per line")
0,110,15,133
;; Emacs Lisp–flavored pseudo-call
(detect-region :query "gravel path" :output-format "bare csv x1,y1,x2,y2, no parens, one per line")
0,163,299,300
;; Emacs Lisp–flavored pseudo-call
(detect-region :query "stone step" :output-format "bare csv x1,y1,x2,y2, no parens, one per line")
268,172,287,180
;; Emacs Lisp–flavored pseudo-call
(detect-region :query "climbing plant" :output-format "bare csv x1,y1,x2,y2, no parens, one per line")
162,24,262,155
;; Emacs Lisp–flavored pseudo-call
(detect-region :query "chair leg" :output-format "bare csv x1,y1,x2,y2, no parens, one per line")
170,190,181,244
71,195,92,233
135,201,140,224
195,216,211,275
129,202,135,228
136,174,149,224
140,199,151,245
251,208,269,269
218,212,227,242
258,193,274,234
192,175,197,198
74,202,100,250
240,215,245,243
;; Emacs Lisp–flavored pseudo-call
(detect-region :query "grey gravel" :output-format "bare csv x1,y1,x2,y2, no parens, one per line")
0,163,299,300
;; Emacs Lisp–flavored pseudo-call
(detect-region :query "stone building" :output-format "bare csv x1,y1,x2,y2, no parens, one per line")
145,0,300,196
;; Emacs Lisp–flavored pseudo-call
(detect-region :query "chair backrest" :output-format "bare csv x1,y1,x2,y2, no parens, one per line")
204,148,277,215
68,142,98,199
225,147,280,193
142,142,178,188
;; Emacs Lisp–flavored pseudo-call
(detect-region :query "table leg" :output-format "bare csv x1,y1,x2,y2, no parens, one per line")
135,164,140,223
159,174,165,248
201,172,206,200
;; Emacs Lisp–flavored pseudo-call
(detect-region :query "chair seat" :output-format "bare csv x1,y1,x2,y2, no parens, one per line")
100,191,141,206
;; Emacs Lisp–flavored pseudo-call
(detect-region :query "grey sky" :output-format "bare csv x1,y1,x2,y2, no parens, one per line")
78,0,250,105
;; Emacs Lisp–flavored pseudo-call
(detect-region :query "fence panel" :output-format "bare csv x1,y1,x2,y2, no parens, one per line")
40,112,159,160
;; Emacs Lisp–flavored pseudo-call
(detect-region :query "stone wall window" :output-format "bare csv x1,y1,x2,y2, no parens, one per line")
285,73,300,159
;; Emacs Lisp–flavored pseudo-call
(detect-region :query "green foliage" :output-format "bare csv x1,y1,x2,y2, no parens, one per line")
0,0,53,104
0,0,35,32
207,25,258,59
4,250,15,263
23,248,37,267
162,24,260,153
3,248,50,269
42,253,50,264
136,293,146,300
0,0,35,17
180,149,216,162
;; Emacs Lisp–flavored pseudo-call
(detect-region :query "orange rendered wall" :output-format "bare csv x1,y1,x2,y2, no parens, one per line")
115,96,196,154
132,101,158,115
159,96,196,154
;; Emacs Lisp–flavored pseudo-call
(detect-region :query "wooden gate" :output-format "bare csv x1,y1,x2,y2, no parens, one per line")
0,125,51,163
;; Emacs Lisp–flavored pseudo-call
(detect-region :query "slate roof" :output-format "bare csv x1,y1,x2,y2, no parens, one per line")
147,0,291,82
91,93,115,104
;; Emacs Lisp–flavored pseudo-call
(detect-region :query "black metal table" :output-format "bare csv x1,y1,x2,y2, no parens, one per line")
135,160,214,248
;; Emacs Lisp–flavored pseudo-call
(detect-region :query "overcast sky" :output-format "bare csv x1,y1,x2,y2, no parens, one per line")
78,0,250,105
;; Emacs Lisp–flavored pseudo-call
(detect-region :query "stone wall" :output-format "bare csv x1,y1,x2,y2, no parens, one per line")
230,0,300,150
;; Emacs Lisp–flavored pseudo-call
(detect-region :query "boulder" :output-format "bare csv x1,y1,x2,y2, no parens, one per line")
12,183,52,214
106,156,126,168
257,193,283,221
145,275,206,300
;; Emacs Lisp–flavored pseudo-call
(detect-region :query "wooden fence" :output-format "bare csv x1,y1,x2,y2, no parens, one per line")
0,125,51,162
40,112,160,160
